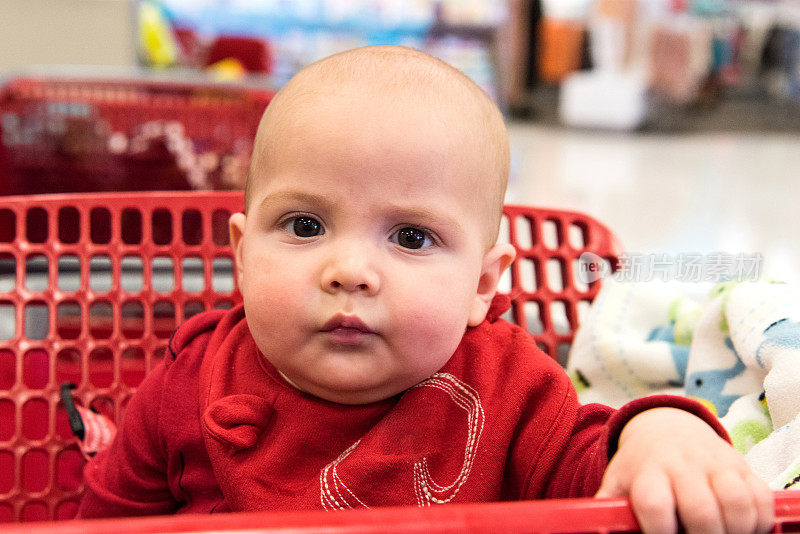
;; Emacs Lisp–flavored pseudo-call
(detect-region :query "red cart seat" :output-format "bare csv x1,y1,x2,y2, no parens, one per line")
0,191,622,523
1,192,797,533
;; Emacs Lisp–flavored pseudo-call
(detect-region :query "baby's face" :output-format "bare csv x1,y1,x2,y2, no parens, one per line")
230,89,511,404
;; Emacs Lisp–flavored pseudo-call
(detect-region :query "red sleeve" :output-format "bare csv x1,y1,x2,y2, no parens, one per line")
519,394,726,500
77,359,176,518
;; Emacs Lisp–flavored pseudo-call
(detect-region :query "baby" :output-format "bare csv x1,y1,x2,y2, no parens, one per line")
79,46,772,533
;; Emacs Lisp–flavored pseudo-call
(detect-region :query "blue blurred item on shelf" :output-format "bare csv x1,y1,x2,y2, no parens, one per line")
689,0,729,18
144,0,507,101
784,28,800,99
708,18,744,85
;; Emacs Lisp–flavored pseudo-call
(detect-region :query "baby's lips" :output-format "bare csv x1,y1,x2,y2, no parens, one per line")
203,394,275,449
321,313,374,333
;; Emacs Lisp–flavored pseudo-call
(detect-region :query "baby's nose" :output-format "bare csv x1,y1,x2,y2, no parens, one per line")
329,279,369,291
320,248,380,295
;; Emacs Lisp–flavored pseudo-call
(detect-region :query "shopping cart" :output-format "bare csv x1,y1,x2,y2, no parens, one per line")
0,191,797,532
0,76,273,196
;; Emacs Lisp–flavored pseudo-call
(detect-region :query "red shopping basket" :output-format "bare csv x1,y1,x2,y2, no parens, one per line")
0,76,272,196
1,190,796,532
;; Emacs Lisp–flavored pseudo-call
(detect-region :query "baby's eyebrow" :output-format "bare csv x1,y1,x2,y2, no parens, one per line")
384,205,463,235
256,190,334,212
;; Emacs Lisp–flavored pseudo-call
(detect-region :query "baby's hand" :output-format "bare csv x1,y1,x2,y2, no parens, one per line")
596,407,774,534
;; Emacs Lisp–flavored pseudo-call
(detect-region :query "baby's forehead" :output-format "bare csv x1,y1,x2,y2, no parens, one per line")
255,57,500,173
248,47,508,239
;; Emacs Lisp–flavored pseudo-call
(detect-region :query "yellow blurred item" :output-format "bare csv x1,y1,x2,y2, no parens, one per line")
206,58,247,81
139,1,179,67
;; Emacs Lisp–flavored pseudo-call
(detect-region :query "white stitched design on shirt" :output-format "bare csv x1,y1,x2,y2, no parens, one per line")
319,372,484,509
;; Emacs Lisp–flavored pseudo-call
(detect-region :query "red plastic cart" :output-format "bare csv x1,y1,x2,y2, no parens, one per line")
0,76,273,196
0,191,797,532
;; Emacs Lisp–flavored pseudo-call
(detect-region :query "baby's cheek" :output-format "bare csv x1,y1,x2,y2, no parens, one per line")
242,264,307,321
393,285,470,365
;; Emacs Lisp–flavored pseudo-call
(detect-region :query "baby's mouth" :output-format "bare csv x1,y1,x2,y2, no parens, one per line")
320,314,375,344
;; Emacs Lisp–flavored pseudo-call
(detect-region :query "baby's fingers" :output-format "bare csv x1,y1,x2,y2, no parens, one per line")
710,470,757,534
629,469,677,534
747,472,775,533
674,472,723,534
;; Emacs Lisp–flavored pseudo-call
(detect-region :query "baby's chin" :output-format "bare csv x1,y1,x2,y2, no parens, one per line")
280,371,410,405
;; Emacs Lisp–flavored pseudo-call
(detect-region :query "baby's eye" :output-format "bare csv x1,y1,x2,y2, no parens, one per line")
392,227,433,250
286,216,324,237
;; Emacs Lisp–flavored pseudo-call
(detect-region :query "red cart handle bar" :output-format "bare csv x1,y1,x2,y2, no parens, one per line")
4,492,800,534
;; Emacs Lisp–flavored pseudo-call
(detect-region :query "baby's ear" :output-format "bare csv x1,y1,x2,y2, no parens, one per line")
228,212,247,288
468,243,516,327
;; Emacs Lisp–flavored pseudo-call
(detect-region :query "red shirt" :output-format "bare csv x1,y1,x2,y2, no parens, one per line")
78,299,724,517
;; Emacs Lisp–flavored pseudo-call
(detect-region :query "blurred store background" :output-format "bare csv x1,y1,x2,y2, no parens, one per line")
0,0,798,282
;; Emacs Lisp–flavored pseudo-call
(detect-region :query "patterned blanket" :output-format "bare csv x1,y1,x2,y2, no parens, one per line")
568,278,800,490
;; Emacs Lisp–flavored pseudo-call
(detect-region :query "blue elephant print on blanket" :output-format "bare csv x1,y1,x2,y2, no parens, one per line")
685,337,746,417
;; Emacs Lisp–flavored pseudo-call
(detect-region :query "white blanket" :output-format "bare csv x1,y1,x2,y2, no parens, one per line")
567,278,800,490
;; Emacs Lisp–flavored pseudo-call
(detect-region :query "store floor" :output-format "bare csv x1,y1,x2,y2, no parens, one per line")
506,123,799,284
